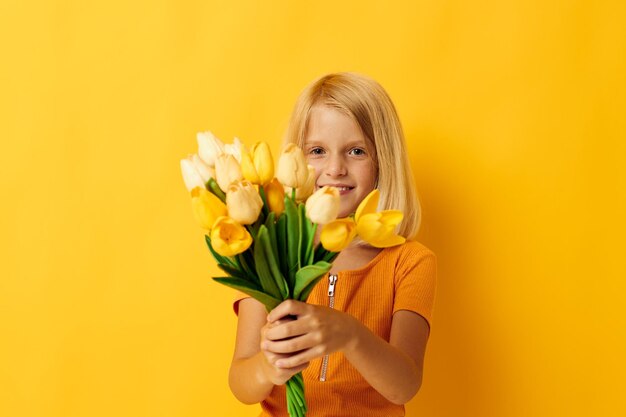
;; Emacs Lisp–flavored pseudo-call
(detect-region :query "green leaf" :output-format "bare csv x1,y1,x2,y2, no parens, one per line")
298,203,307,267
212,277,281,312
264,212,279,263
237,252,259,286
293,261,332,301
259,225,289,299
205,235,236,268
284,196,300,285
254,226,283,299
303,222,317,266
217,263,248,280
276,214,289,291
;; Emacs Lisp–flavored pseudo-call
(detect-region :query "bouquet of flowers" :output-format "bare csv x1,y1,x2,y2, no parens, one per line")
181,131,406,417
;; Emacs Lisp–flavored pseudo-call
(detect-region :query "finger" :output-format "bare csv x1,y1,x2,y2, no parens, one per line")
267,300,308,323
267,317,295,329
265,317,311,341
275,347,322,369
264,332,319,354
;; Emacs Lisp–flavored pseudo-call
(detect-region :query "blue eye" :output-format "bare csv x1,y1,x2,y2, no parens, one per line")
309,147,325,155
349,148,366,156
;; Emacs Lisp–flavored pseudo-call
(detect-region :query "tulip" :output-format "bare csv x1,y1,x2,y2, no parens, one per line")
181,154,215,191
305,186,340,224
354,189,406,248
190,186,228,230
226,180,263,224
285,165,316,202
224,137,244,163
240,150,261,184
276,143,309,188
252,142,274,185
197,131,225,167
210,216,253,256
263,178,285,215
181,157,205,192
215,153,244,192
320,218,357,252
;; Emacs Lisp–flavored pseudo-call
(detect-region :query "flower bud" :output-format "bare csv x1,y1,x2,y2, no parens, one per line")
355,211,406,248
252,142,274,185
240,150,261,184
215,154,243,192
197,131,225,167
210,216,253,256
181,157,206,192
224,137,244,163
263,178,285,215
284,165,316,202
226,180,263,224
276,143,309,188
305,186,340,225
320,218,357,252
354,189,406,248
190,187,228,230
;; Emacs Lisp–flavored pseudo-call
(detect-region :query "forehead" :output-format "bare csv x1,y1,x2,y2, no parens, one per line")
304,104,366,144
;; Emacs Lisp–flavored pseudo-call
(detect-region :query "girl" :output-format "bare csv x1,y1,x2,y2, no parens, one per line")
229,72,437,416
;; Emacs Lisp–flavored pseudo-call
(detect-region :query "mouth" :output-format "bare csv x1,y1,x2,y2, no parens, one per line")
317,185,355,194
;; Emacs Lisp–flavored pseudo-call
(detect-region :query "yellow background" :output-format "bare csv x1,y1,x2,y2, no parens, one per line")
1,1,625,416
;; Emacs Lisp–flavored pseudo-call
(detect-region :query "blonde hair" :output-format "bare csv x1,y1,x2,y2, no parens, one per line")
283,72,422,240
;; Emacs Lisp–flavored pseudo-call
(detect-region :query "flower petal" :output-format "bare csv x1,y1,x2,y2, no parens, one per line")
355,189,379,222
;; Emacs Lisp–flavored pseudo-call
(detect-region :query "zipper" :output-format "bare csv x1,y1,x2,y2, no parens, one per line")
319,273,337,382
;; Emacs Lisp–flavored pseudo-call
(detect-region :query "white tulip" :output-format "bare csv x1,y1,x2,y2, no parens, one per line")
215,153,244,192
224,137,244,163
181,156,206,192
305,186,340,225
197,131,225,167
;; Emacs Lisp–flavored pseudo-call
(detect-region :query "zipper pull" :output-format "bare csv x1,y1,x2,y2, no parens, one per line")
328,274,337,297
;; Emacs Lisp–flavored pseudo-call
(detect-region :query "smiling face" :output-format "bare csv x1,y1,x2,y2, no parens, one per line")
303,104,378,218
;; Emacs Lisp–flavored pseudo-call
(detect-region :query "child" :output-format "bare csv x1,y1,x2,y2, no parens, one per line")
229,72,437,416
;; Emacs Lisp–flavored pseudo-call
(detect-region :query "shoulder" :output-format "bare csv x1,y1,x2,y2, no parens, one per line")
385,240,436,265
391,240,437,276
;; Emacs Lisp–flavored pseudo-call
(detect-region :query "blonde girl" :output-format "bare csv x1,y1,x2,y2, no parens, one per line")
229,72,437,417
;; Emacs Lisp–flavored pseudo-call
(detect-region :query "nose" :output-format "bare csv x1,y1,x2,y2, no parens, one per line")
324,153,347,177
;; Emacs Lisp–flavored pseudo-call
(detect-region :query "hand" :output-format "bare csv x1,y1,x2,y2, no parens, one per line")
259,317,309,385
262,300,361,370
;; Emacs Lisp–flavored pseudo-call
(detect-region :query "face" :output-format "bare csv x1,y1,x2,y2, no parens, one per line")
303,104,378,218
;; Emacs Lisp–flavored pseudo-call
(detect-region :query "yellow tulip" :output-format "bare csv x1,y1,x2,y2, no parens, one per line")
252,142,274,185
226,180,264,224
354,189,406,248
263,178,285,215
305,186,340,224
240,150,261,184
215,153,243,192
196,131,225,168
354,188,380,223
190,186,228,230
320,218,357,252
210,216,253,256
276,143,309,188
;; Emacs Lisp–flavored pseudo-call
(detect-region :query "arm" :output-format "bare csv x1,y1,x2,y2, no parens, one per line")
228,297,309,404
264,301,430,405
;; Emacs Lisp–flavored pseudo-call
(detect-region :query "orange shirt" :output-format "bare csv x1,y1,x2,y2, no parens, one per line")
234,240,437,417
